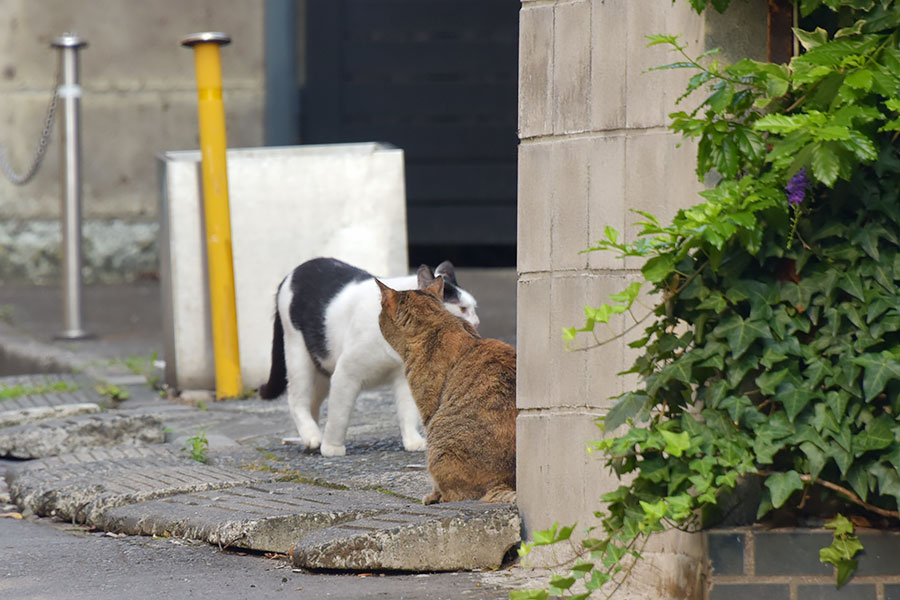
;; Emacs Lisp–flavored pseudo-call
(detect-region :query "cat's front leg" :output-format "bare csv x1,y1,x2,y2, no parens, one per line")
392,375,426,452
423,484,442,505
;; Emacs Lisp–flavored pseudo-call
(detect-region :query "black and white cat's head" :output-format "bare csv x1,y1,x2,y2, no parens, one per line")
417,261,480,329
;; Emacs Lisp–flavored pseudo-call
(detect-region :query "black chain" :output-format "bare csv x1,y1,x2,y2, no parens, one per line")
0,68,60,185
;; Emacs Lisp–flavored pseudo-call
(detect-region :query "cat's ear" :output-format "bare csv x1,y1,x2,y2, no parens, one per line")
434,261,458,286
416,264,435,289
424,274,444,299
375,279,399,316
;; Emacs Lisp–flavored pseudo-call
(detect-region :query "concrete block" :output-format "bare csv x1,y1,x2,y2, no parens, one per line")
0,95,61,219
158,143,408,391
515,410,607,539
0,413,165,459
292,502,521,572
583,272,630,409
5,0,262,89
587,135,627,271
517,142,553,273
0,403,100,427
623,131,702,271
518,6,554,139
550,138,590,271
8,445,273,523
553,1,591,134
590,0,628,131
516,275,551,411
548,274,588,407
0,0,264,224
624,0,701,129
703,0,768,64
80,91,262,221
100,482,397,554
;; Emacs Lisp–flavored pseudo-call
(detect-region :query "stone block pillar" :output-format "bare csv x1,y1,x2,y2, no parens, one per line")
516,0,767,597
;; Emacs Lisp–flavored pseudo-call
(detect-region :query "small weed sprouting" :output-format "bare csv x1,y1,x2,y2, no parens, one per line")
95,383,130,401
183,430,209,463
0,380,78,401
113,352,163,391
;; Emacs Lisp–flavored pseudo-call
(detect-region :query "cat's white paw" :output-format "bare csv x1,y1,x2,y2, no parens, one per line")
320,442,346,457
402,434,427,452
282,434,321,450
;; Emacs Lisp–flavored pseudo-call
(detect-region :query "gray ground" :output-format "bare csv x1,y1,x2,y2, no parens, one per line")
0,268,533,600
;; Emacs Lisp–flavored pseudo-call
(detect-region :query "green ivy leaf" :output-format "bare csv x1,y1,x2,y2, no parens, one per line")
603,392,651,431
549,574,576,593
642,254,676,283
660,430,692,457
853,413,895,452
850,351,900,402
764,470,805,508
713,314,771,359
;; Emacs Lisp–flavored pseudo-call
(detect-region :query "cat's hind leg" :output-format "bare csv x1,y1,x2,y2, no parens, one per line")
319,360,362,457
392,374,426,452
283,327,324,450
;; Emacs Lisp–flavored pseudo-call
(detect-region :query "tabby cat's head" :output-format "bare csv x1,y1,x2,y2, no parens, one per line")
376,277,446,357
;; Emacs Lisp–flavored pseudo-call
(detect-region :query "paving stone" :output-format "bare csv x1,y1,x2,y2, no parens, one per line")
0,413,165,459
99,482,406,554
8,446,275,524
0,402,101,427
0,373,109,410
292,501,522,572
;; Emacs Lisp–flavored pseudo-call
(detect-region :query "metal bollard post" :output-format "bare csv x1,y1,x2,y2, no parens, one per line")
181,32,242,400
51,33,91,341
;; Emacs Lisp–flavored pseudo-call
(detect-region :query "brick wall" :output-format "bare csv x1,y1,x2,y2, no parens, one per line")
706,528,900,600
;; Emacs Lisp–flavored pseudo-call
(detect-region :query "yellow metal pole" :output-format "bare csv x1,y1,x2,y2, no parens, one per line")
181,32,241,400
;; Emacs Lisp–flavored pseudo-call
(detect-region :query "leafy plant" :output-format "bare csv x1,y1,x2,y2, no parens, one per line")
0,380,78,401
820,514,864,587
183,429,209,463
518,0,900,597
114,351,163,391
95,383,130,401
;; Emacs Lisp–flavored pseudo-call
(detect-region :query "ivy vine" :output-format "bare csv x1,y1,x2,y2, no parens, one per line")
515,1,900,598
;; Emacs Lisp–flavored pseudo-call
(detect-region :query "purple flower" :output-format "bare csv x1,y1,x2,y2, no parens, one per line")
785,168,810,207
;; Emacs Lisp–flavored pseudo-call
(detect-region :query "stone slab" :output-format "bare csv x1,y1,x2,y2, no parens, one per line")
8,445,275,524
0,413,165,459
292,502,522,572
99,482,407,554
158,143,408,392
0,403,100,427
0,373,110,410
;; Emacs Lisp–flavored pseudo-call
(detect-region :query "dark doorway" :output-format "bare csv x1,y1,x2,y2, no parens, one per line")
302,0,519,266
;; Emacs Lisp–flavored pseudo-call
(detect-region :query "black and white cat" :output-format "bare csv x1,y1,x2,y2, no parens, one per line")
259,257,480,457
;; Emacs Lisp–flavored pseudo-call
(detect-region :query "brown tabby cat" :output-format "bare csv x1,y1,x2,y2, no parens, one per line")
376,269,517,504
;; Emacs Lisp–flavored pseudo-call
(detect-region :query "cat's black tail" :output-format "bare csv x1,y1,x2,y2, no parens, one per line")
258,310,287,399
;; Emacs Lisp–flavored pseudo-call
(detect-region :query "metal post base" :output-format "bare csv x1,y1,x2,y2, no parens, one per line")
54,329,94,341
